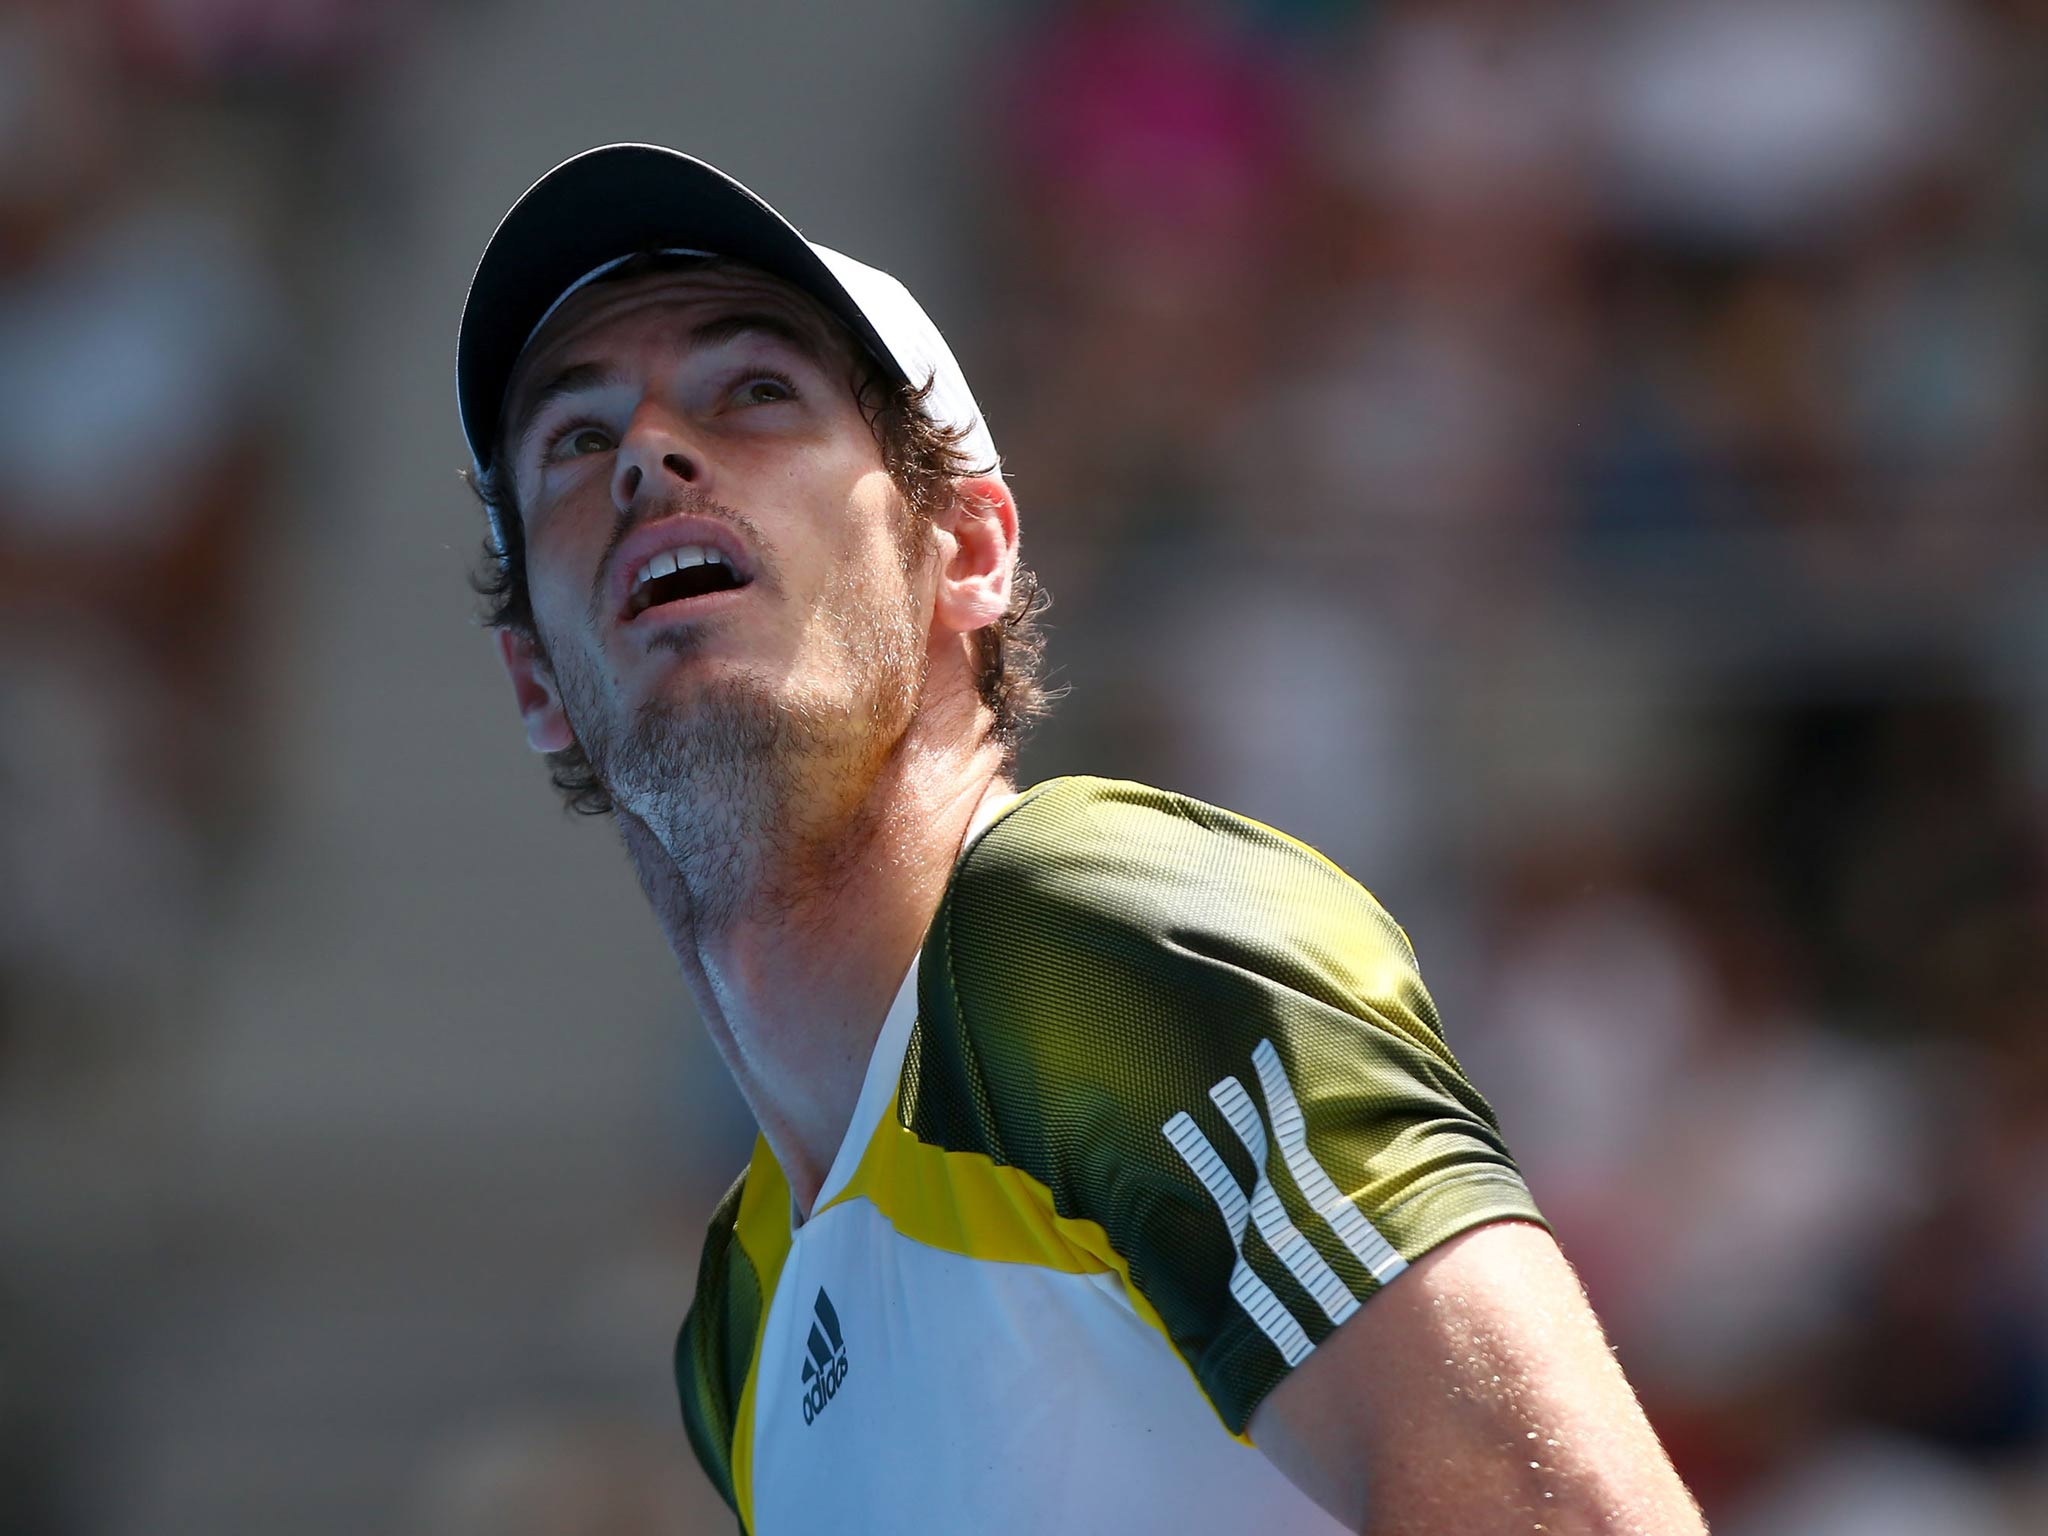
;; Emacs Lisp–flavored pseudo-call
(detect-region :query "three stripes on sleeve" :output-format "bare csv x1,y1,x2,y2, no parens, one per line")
1163,1039,1408,1367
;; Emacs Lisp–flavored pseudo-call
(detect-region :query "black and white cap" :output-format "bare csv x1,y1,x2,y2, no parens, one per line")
456,142,998,508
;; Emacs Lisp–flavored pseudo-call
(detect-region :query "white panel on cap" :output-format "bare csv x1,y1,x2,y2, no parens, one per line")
812,245,1001,478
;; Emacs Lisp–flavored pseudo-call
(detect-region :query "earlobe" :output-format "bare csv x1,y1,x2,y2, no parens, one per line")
495,628,577,754
932,474,1020,635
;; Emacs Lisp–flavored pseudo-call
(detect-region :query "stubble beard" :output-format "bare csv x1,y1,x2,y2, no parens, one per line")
558,554,928,937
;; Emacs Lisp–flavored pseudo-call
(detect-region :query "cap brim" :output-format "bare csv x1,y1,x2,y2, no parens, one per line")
456,143,904,472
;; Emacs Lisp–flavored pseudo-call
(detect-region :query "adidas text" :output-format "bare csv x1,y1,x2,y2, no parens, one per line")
800,1351,849,1425
798,1287,850,1426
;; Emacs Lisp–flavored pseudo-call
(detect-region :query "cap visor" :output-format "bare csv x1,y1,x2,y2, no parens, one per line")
457,143,901,470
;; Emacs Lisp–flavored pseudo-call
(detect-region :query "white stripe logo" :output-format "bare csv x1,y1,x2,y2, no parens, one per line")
1251,1039,1407,1283
1163,1039,1407,1362
1162,1110,1315,1365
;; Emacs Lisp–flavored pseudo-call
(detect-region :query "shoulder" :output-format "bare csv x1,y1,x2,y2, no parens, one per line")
915,776,1455,1131
947,775,1416,960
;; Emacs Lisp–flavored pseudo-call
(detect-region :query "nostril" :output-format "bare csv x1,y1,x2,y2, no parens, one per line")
618,464,642,501
663,451,694,482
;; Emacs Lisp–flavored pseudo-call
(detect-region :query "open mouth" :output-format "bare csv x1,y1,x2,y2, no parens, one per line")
625,544,751,618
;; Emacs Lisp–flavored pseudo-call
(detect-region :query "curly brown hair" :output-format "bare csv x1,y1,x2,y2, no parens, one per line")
467,318,1052,814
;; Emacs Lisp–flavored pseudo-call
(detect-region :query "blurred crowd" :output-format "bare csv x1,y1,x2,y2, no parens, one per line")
985,2,2048,1532
0,3,388,1531
0,0,296,1020
3,0,2047,1531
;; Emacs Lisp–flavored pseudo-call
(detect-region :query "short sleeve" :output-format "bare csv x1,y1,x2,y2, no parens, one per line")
903,778,1544,1434
676,1171,760,1517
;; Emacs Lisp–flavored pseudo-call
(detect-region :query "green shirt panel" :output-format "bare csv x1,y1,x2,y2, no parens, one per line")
905,776,1543,1433
676,1170,757,1520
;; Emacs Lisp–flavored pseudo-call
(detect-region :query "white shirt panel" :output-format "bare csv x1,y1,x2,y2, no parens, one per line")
748,1196,1345,1536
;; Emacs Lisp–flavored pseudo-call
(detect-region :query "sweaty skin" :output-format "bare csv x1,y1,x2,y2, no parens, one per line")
1254,1222,1707,1534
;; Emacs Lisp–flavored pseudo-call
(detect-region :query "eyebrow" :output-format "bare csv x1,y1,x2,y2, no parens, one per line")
508,361,626,462
686,310,840,363
505,311,843,464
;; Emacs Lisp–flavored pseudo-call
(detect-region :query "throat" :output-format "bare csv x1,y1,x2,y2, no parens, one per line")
780,956,924,1223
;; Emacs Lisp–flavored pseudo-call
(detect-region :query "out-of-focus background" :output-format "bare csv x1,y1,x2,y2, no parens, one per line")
4,0,2047,1530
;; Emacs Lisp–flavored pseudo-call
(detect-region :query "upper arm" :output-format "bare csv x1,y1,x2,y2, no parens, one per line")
1251,1220,1705,1535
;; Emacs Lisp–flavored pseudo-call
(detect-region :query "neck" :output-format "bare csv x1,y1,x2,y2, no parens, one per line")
617,717,1012,1213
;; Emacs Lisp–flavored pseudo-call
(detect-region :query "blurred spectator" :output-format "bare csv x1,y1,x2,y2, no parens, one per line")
0,4,284,1000
1318,0,1597,296
984,0,1303,581
1736,687,2048,1033
1723,1431,2016,1536
1230,0,1601,620
1599,0,1987,251
106,0,396,91
1466,838,1929,1391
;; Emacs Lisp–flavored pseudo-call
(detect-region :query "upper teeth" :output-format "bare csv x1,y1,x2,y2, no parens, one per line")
633,545,731,592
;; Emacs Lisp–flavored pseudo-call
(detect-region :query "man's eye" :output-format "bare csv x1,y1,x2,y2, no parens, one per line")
737,374,795,405
552,424,613,460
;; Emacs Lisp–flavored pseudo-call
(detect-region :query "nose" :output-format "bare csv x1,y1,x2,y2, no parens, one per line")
610,406,700,513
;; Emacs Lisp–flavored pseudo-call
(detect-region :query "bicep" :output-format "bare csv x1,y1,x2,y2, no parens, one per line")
1250,1220,1705,1536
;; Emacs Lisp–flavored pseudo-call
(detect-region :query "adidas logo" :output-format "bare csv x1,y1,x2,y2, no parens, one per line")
797,1287,849,1426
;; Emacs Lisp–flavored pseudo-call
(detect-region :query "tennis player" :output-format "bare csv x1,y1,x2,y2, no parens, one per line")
456,144,1704,1535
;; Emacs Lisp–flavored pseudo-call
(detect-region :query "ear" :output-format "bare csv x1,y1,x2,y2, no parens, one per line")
930,474,1019,636
495,628,576,754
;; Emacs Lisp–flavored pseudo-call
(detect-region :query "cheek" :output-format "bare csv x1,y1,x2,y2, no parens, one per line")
520,507,602,632
845,467,916,556
522,564,578,651
772,463,899,584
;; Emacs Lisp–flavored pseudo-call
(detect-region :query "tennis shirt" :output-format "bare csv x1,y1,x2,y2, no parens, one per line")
676,776,1543,1534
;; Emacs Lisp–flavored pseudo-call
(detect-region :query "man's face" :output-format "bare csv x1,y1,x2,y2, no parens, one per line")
496,262,931,861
